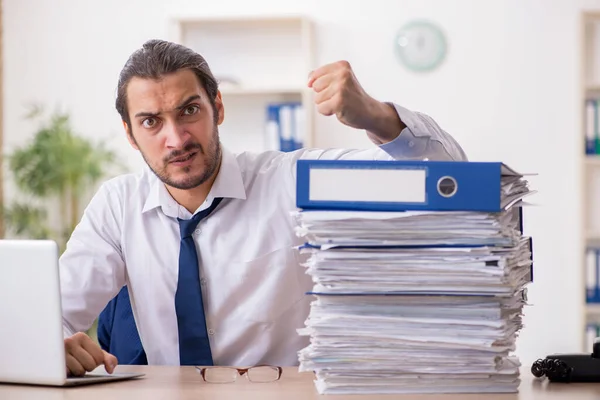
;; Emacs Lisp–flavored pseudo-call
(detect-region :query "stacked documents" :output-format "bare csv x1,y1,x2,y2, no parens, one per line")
297,295,525,394
293,160,534,395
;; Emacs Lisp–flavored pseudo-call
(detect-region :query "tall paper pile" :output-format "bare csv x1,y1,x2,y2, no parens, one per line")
294,165,534,394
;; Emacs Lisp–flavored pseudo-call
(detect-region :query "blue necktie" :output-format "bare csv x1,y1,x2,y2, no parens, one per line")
175,197,223,365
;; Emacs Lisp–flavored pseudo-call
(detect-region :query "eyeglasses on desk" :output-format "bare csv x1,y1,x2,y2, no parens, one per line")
195,365,283,383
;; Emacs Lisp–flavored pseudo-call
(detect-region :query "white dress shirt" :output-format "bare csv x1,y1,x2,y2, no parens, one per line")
60,104,468,366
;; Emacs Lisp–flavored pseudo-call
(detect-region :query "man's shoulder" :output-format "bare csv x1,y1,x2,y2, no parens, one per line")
95,169,152,201
234,148,283,164
232,149,298,175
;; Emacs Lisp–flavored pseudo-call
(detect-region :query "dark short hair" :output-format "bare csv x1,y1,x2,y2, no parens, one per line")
115,39,219,128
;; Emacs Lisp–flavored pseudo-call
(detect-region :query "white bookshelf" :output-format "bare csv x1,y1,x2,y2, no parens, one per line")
581,12,600,352
168,15,315,155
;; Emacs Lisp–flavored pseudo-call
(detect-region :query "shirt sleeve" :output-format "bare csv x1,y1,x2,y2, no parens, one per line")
288,103,467,163
378,103,468,162
60,181,126,338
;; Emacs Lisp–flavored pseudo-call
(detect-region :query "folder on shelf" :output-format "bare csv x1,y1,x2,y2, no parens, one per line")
587,324,598,352
296,159,535,212
596,99,600,155
279,103,294,152
293,102,305,150
265,104,281,151
597,249,600,302
586,247,600,304
586,99,597,155
265,101,305,152
586,248,596,303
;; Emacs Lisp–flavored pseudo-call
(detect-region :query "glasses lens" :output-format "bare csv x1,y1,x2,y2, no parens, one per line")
203,367,237,383
247,366,280,383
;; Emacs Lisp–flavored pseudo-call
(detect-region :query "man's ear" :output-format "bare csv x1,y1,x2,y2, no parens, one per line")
215,91,225,125
123,120,139,150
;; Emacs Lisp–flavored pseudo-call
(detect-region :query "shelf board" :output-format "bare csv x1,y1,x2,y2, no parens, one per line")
586,233,600,248
587,304,600,314
586,85,600,92
585,157,600,167
583,12,600,22
219,86,309,96
171,15,309,27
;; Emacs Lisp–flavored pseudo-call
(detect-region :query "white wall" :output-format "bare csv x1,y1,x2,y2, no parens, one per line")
4,0,600,365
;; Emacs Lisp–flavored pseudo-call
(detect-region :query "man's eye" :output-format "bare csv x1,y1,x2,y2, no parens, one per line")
142,118,157,128
183,105,199,116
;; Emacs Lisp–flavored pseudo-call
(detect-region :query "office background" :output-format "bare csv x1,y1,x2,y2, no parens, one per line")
2,0,598,366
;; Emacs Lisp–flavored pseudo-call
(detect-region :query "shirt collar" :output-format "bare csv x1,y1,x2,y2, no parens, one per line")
141,146,246,215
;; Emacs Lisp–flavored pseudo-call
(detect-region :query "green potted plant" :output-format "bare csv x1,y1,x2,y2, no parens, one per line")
1,105,123,251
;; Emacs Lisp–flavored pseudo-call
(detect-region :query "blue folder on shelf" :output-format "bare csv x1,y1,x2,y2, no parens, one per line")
296,159,532,212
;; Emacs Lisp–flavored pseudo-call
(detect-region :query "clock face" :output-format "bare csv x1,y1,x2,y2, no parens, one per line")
395,20,447,72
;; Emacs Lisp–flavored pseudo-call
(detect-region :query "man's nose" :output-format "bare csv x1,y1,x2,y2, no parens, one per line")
164,121,191,148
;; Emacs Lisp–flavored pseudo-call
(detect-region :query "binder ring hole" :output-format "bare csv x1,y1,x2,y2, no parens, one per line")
437,176,457,198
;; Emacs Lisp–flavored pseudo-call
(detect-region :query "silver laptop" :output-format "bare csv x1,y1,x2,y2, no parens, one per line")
0,239,144,386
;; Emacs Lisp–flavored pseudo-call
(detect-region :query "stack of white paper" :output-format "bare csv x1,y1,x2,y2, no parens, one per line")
295,206,524,247
293,174,534,394
297,293,526,393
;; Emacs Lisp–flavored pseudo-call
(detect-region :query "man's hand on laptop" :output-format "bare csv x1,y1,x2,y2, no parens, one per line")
64,332,118,376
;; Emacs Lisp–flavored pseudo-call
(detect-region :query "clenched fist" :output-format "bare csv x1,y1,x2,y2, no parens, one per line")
64,332,118,377
307,60,406,144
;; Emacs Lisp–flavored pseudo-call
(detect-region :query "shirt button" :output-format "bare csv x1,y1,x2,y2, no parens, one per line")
200,278,207,285
208,329,215,335
408,141,415,148
194,228,201,235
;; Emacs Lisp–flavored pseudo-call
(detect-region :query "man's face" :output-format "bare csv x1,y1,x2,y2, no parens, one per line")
124,69,224,190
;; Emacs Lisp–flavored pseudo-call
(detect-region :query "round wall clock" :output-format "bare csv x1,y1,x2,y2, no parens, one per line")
394,20,447,72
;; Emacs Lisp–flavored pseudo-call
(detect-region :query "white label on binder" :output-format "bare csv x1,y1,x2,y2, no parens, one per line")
309,168,427,203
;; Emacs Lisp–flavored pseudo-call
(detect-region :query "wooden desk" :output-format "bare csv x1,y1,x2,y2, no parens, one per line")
2,366,600,400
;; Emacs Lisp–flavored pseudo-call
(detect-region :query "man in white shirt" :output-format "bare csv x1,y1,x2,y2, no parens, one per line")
60,39,468,376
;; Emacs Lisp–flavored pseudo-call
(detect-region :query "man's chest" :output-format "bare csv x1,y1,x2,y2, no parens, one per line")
120,196,309,315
